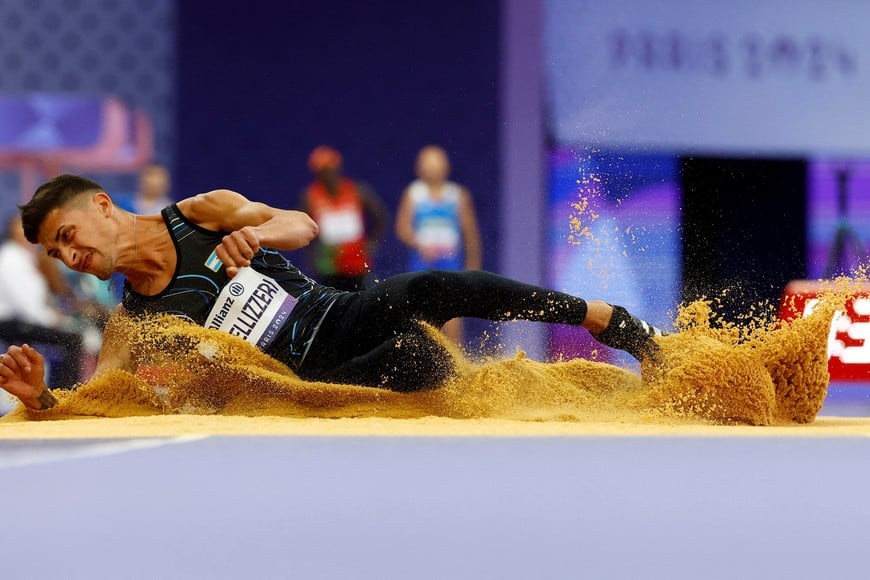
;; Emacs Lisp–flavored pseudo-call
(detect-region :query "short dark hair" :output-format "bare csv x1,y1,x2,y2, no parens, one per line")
19,174,107,244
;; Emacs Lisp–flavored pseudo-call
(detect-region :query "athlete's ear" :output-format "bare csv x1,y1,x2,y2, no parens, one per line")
93,191,113,217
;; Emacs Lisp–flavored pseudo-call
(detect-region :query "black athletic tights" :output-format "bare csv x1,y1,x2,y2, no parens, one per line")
299,270,589,392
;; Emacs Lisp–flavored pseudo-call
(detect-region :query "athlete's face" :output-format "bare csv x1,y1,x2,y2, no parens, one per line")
37,193,118,280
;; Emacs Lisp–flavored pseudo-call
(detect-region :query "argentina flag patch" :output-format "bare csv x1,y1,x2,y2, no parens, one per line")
204,250,223,272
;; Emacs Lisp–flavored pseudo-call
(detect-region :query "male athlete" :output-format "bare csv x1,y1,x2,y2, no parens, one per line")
0,175,668,411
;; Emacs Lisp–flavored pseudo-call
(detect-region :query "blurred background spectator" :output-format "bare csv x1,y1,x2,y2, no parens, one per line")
396,145,482,346
114,164,173,215
0,211,85,392
132,164,173,215
300,145,389,291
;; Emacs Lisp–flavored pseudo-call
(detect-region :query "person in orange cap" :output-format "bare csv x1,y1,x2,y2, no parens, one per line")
300,146,389,291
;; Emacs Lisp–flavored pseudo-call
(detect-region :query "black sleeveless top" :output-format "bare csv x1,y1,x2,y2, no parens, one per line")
122,204,343,370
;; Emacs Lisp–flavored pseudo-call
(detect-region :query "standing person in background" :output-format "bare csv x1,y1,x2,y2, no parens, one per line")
300,146,389,291
395,145,482,346
0,212,83,390
134,164,173,215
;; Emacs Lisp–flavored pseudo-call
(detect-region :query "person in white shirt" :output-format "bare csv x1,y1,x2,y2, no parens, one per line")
0,212,83,389
0,215,69,327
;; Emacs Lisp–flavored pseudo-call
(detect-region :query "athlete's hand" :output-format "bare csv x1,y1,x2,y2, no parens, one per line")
0,344,49,409
216,227,261,278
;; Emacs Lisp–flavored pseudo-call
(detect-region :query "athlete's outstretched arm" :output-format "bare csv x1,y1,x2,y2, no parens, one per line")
178,189,319,277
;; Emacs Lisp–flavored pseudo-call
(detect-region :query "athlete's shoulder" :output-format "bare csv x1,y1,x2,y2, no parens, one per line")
176,189,248,230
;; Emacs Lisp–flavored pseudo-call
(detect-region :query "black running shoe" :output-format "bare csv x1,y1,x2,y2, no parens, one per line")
592,304,669,362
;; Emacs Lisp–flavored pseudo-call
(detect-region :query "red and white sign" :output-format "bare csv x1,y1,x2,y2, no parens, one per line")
779,279,870,381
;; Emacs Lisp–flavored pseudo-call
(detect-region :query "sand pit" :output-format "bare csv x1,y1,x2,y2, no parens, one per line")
0,278,864,437
1,279,859,439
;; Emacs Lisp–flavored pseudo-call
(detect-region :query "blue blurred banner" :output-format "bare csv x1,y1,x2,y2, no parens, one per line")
545,0,870,156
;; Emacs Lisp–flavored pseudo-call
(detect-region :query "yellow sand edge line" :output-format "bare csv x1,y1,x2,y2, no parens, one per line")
1,415,870,439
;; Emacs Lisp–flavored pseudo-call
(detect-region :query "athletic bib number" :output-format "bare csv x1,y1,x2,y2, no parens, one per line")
416,217,460,251
204,267,297,350
319,208,364,245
